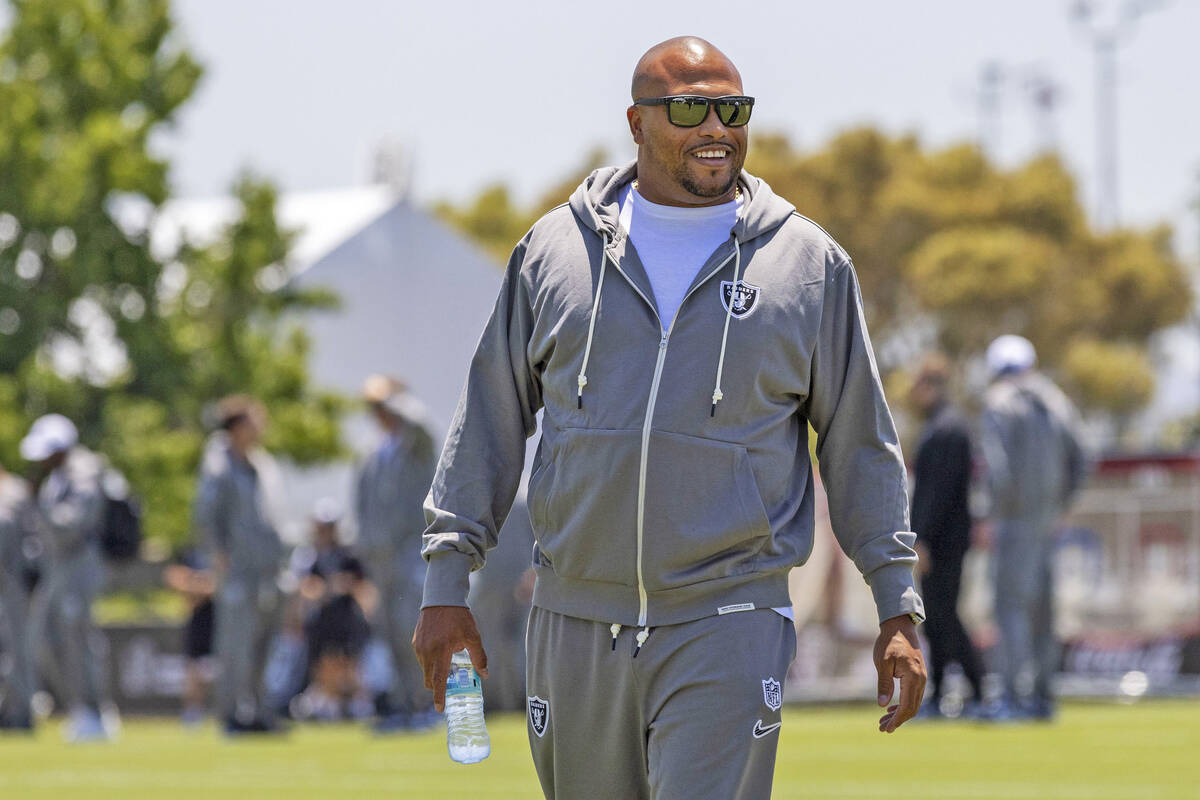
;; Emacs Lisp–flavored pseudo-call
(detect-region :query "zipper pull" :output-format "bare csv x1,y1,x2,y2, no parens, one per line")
659,333,669,350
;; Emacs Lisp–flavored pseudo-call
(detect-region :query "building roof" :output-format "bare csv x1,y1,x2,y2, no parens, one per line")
151,184,398,270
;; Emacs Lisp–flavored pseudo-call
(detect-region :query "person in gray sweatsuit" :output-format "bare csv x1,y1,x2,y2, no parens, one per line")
193,396,286,734
980,335,1086,720
21,414,113,742
0,466,38,730
355,376,438,728
413,37,926,800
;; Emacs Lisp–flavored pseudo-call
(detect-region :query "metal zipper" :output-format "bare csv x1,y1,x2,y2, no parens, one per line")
603,241,738,627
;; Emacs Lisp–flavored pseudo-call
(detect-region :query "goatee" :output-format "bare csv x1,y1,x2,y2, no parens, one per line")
680,169,739,199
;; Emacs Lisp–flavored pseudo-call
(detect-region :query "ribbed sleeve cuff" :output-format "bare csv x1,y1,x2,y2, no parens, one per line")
868,563,926,624
421,550,474,609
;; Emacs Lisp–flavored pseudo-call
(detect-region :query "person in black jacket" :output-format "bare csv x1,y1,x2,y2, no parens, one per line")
909,354,985,716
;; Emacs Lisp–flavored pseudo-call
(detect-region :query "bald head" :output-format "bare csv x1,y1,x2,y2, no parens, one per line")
626,37,748,207
631,37,742,101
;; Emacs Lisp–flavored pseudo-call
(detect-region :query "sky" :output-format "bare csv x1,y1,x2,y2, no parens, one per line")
151,0,1200,254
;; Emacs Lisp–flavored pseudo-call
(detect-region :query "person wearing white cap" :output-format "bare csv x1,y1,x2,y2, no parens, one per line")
193,396,287,735
979,335,1087,720
21,414,115,741
354,376,438,731
0,463,39,730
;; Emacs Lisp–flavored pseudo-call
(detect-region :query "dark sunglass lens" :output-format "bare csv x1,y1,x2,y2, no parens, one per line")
668,98,709,127
718,100,752,127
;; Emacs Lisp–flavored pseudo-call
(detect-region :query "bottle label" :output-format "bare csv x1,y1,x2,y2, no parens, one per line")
445,665,479,697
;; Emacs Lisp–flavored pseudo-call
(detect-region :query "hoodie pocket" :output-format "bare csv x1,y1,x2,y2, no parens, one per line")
529,428,640,586
642,431,771,592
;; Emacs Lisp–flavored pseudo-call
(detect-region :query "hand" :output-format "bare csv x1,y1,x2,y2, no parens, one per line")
513,567,535,604
412,605,489,712
873,615,926,733
914,542,931,578
971,520,993,550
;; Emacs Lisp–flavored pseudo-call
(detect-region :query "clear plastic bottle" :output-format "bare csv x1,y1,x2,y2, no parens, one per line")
445,649,490,764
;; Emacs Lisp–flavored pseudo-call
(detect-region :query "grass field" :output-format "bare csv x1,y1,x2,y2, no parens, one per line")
0,701,1196,798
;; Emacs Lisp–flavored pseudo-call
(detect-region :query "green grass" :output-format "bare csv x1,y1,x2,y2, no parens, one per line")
0,701,1196,798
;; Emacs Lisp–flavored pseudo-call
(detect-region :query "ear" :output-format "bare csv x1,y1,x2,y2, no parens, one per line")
627,106,644,145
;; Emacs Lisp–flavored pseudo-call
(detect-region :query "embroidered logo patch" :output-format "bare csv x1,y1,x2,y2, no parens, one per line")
527,696,549,738
752,719,782,738
720,280,761,319
762,677,782,711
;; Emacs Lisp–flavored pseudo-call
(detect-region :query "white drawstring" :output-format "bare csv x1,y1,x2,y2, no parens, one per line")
610,623,622,651
577,232,609,409
711,238,742,417
633,626,651,658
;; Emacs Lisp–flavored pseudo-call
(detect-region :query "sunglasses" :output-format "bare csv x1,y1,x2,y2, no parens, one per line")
634,95,755,128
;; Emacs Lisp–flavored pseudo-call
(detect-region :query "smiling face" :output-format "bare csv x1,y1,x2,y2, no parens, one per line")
627,37,748,207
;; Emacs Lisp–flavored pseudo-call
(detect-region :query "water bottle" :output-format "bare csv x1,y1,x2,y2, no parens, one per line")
445,649,490,764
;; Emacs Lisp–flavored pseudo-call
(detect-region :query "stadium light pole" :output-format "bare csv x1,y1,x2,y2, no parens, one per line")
1023,67,1064,155
1071,0,1165,231
976,61,1006,161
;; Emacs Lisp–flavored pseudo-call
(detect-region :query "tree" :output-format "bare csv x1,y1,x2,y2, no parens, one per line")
0,0,342,548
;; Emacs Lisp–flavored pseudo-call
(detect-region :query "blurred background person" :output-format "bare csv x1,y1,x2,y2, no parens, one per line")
355,376,438,731
908,353,986,718
291,498,356,590
295,556,373,721
980,335,1087,721
22,414,116,742
162,549,217,727
193,396,287,735
0,463,38,731
266,498,362,717
467,494,535,712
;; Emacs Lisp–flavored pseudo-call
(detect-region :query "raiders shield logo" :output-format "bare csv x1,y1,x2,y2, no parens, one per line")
762,677,782,711
720,280,761,319
527,696,549,738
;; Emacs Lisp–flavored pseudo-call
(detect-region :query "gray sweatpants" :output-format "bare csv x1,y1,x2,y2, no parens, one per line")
0,569,34,724
525,607,796,800
992,516,1058,704
215,572,281,722
31,548,108,714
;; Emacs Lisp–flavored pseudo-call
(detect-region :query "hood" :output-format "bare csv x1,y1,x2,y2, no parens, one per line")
568,160,796,244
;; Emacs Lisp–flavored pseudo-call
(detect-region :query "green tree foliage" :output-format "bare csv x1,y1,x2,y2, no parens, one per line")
439,129,1193,421
0,0,342,548
436,146,609,262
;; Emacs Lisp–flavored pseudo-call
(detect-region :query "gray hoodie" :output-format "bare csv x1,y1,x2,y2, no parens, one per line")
193,433,285,577
35,447,106,561
355,424,437,568
422,163,923,627
980,371,1087,521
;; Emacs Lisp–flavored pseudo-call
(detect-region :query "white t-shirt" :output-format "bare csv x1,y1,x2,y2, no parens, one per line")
618,184,794,623
618,185,741,329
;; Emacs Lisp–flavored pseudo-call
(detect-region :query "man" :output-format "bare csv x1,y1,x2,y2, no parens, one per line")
908,353,986,717
980,335,1086,720
414,37,925,799
21,414,114,742
0,463,38,731
193,396,287,734
355,376,438,730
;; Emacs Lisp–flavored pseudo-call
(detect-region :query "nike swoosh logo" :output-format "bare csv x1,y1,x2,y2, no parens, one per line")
752,719,781,738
